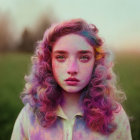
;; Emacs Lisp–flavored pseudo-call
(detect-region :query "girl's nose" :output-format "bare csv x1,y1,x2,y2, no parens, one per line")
67,58,78,75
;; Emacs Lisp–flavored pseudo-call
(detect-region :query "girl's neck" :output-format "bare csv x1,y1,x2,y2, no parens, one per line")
60,90,82,120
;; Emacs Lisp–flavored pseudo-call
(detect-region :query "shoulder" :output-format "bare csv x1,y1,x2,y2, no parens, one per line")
109,102,132,140
113,102,131,127
11,103,33,139
19,103,37,128
113,103,128,121
15,103,35,128
18,103,32,118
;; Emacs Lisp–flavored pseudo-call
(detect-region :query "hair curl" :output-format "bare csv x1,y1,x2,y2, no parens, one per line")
21,18,126,135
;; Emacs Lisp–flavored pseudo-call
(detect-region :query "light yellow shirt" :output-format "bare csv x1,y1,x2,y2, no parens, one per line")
56,105,83,140
11,103,132,140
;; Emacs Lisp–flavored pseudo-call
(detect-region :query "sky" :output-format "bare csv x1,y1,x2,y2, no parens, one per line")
0,0,140,51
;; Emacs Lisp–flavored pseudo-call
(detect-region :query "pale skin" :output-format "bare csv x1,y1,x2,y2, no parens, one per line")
51,33,95,120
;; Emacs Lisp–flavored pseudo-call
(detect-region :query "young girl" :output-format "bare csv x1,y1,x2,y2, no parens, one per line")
11,18,132,140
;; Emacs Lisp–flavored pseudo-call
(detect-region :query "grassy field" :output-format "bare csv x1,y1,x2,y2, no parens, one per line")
0,52,140,140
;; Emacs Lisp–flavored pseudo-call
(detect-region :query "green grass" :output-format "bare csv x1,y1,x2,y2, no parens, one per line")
0,52,140,139
114,53,140,139
0,52,31,140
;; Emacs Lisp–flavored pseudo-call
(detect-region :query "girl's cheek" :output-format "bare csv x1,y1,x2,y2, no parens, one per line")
52,59,60,70
52,62,65,76
81,62,94,71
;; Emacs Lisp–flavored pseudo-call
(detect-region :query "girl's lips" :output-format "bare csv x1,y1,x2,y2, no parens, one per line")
65,80,79,86
65,77,80,82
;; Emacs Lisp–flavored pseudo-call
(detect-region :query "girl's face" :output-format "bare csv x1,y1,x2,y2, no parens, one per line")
51,33,95,94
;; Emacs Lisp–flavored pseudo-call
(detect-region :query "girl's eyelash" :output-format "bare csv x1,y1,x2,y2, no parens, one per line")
55,55,65,59
55,55,90,62
80,56,90,59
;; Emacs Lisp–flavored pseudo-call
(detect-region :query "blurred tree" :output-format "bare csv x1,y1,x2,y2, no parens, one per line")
18,28,35,53
0,11,16,52
18,8,58,53
33,6,58,40
34,14,52,40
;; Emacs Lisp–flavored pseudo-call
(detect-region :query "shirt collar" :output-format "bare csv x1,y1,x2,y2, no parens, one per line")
56,105,83,120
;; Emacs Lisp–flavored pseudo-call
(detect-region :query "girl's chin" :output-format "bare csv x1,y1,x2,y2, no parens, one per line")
62,87,82,94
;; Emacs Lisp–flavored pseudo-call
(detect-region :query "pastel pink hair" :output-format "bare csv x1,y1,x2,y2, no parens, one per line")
21,18,126,135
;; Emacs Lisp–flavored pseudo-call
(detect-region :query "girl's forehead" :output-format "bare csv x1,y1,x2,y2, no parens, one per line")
52,33,94,53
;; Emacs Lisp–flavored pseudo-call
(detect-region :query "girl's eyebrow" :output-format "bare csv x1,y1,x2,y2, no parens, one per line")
53,50,92,54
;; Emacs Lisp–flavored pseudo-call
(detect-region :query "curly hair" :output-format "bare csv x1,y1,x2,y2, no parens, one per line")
20,18,126,135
